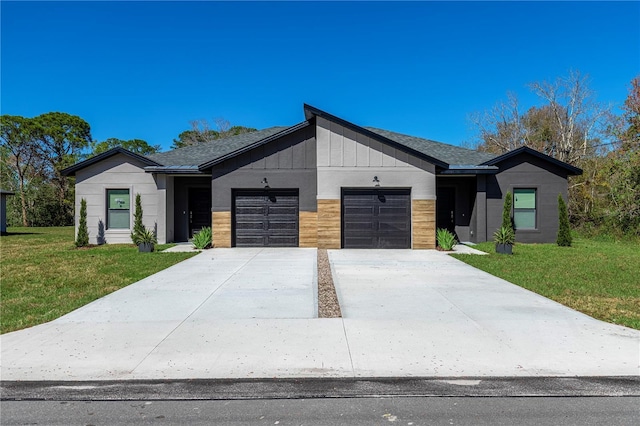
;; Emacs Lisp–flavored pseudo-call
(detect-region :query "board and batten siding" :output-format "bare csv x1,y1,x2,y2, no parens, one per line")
209,125,317,247
315,116,437,248
74,154,166,244
486,154,570,244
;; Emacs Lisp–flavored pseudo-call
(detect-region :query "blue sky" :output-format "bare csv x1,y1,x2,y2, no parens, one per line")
2,1,639,152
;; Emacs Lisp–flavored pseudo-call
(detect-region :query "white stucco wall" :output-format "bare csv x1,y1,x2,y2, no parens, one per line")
316,116,436,199
75,154,166,244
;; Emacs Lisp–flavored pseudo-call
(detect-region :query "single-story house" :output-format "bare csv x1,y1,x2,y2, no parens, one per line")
1,189,15,235
62,104,582,249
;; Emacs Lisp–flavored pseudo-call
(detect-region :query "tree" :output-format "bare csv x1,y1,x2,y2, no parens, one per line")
471,70,609,165
171,118,256,149
76,198,89,247
89,138,160,157
502,191,513,232
529,70,609,164
31,112,92,224
557,194,572,246
130,193,144,244
0,115,43,226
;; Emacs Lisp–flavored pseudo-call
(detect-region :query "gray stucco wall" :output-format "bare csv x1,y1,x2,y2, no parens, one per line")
486,153,570,243
209,125,317,211
316,116,436,200
74,154,164,244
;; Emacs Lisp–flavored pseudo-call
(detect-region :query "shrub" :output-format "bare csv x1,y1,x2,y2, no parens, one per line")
493,226,515,245
130,194,145,245
502,191,513,231
192,226,212,249
75,198,89,247
557,194,572,247
436,228,456,251
137,227,157,244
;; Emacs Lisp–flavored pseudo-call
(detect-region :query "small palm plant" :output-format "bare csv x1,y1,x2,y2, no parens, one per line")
192,227,212,249
436,228,457,251
493,226,515,254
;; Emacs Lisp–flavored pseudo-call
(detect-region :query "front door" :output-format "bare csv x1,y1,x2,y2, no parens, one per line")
189,188,212,238
436,187,456,234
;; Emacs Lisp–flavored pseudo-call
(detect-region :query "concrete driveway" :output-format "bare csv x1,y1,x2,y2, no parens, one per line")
330,250,639,377
1,248,638,381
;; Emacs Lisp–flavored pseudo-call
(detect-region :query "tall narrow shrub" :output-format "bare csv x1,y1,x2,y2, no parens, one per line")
502,191,513,231
75,198,89,247
557,194,572,246
131,193,144,244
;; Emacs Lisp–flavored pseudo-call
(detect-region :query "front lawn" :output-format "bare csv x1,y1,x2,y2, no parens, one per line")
452,236,640,330
0,227,197,334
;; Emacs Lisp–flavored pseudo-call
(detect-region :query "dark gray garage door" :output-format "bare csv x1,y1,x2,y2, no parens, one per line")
342,189,411,249
233,190,299,247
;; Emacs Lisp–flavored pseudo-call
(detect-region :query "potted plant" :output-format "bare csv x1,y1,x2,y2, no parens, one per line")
134,227,157,253
493,226,515,254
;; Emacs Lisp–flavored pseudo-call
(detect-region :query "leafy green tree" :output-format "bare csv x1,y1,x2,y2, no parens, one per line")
502,191,513,232
131,193,145,244
89,138,160,157
0,115,42,226
75,198,89,247
557,194,572,246
32,112,92,225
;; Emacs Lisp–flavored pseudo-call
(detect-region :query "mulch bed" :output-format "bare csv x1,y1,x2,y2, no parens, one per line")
317,249,342,318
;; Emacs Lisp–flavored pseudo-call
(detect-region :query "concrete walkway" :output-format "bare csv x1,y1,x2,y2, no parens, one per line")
1,249,638,381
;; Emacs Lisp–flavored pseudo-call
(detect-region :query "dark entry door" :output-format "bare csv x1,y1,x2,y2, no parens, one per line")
436,187,456,233
233,190,299,247
342,189,411,249
189,188,212,238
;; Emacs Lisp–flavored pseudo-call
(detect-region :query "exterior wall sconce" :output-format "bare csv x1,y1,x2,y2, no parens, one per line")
373,176,380,187
261,177,269,188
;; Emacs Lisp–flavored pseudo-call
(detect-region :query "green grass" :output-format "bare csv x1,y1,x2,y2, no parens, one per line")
452,235,640,330
0,227,197,334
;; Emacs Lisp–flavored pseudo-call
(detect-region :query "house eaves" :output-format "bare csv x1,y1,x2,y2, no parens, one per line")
143,165,208,175
61,147,162,176
438,165,499,175
197,120,312,170
481,146,583,175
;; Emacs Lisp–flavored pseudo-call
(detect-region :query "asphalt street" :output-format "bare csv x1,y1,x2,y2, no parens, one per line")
2,397,639,425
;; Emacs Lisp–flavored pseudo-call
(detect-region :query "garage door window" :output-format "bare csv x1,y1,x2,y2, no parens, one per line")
514,188,536,230
107,189,130,229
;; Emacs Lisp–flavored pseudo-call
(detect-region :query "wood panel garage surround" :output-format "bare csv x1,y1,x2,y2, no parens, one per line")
299,211,318,248
317,199,341,249
212,211,231,248
412,199,436,249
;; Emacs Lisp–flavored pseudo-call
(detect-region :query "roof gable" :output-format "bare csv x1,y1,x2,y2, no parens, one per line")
304,104,496,168
481,146,583,175
61,147,161,176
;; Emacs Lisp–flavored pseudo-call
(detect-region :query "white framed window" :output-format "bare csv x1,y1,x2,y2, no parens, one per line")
513,188,536,230
106,189,130,229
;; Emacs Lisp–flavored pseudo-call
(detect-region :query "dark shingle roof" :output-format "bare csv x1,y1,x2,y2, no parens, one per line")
364,127,496,166
147,127,288,167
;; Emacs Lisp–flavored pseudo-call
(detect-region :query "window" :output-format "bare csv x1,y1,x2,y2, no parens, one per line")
513,188,536,230
107,189,130,229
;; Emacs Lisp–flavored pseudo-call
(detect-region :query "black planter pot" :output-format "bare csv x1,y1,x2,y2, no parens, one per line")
138,242,154,253
495,243,513,255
